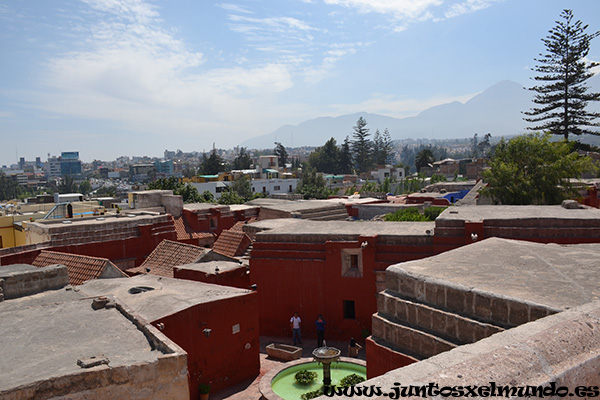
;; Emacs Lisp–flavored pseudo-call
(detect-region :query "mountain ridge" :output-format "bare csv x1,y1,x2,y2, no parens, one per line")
241,76,600,149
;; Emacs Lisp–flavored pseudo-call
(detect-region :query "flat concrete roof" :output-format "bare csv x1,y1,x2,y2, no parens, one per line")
247,198,345,212
0,264,39,277
176,261,244,275
389,237,600,310
251,219,434,238
78,274,252,322
439,205,600,222
29,213,167,229
248,197,381,213
0,298,161,392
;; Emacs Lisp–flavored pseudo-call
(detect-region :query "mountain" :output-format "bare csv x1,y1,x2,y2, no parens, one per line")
240,80,533,149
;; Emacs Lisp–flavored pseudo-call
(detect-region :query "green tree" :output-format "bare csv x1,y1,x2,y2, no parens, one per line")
308,137,340,173
58,175,76,193
524,9,600,140
227,175,253,202
339,136,353,174
233,147,253,170
373,128,393,165
482,133,594,205
147,177,202,203
274,142,288,168
78,180,92,195
0,172,21,201
200,148,225,175
415,148,435,172
351,117,373,173
296,164,333,199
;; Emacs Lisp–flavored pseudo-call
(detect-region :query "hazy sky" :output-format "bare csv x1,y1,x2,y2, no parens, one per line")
1,0,599,163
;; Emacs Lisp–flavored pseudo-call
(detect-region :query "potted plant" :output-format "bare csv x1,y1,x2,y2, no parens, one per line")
198,383,211,400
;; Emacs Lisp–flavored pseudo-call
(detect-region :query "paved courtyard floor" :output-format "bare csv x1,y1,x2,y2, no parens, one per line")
212,336,367,400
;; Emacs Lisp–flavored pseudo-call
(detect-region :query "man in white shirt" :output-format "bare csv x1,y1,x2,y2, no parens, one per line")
290,312,302,345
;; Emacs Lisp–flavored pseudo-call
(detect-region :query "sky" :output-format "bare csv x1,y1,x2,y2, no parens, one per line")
1,0,599,164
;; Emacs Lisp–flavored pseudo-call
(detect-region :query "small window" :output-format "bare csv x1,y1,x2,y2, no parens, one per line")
274,185,280,191
341,248,363,277
350,254,359,268
343,300,355,319
209,218,217,229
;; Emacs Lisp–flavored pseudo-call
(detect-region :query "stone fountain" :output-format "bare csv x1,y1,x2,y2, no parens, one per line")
312,346,341,387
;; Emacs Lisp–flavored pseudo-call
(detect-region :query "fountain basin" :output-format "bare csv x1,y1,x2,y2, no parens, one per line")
266,343,303,361
259,357,366,400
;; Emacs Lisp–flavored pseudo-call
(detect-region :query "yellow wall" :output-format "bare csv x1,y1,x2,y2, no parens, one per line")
0,216,16,248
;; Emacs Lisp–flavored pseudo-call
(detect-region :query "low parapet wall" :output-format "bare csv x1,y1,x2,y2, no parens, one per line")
0,264,68,300
355,300,600,399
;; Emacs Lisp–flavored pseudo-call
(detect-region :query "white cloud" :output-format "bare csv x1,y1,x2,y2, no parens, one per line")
444,0,502,19
216,3,253,14
324,0,442,20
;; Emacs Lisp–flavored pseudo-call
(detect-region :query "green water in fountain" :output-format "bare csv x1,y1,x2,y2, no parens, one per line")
271,361,366,400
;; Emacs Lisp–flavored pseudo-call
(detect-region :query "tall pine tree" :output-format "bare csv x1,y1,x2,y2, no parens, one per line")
524,9,600,140
351,117,373,173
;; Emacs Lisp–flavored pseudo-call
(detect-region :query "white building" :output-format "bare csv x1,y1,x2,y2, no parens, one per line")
191,178,298,200
370,165,405,183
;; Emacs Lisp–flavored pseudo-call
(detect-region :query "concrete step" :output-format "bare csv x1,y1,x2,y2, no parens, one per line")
372,313,457,360
377,290,503,345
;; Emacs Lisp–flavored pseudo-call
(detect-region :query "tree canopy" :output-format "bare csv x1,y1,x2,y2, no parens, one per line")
415,148,435,172
274,142,288,168
199,148,225,175
147,177,204,203
482,133,594,205
351,117,373,173
524,9,600,140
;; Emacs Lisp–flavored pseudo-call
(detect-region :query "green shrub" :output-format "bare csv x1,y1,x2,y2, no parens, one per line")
423,206,447,220
301,388,324,400
295,370,317,385
340,373,366,387
383,208,429,222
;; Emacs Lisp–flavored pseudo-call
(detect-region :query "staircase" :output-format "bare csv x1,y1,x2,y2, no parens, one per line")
372,289,504,360
296,204,349,221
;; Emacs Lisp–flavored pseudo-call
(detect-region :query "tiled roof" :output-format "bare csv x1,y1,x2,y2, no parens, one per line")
229,218,257,232
172,216,214,241
129,240,206,277
32,250,124,286
213,230,251,258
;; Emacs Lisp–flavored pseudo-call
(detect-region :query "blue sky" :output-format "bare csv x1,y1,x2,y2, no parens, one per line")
1,0,599,163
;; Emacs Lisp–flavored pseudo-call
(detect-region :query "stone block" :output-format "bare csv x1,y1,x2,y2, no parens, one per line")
398,275,417,299
490,298,509,326
445,285,466,314
473,292,492,321
508,301,530,326
415,305,433,331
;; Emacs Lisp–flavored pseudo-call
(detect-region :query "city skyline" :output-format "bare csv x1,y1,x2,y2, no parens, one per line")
1,0,599,163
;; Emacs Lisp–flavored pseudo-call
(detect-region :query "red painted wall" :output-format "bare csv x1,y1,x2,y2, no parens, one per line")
251,236,405,342
154,292,260,399
365,337,418,379
0,222,177,268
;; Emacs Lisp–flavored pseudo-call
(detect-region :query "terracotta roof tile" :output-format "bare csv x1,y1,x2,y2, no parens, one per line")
172,216,214,241
129,240,206,277
229,218,257,232
213,230,251,258
32,250,125,286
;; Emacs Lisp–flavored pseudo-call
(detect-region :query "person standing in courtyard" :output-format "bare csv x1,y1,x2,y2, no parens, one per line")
290,312,302,345
315,314,326,348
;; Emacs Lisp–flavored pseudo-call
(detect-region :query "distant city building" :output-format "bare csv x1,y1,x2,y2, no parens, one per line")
59,151,82,176
154,159,175,176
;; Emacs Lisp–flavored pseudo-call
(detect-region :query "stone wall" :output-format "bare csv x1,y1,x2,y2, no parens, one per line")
358,300,600,400
0,265,69,301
